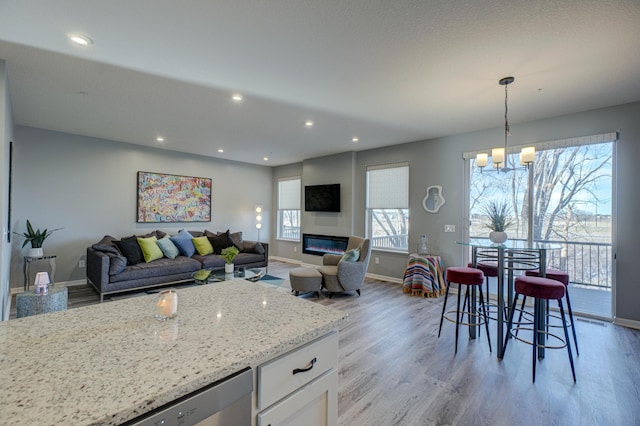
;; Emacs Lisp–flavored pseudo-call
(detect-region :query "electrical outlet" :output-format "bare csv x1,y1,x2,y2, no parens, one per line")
375,256,379,265
445,225,455,233
79,260,86,268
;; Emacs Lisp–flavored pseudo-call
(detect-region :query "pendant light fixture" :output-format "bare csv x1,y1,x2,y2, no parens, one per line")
477,76,535,171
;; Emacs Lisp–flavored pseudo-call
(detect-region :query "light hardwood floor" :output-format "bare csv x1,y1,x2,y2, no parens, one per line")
11,260,640,425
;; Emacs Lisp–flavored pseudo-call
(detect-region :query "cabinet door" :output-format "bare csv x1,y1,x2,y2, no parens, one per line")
257,369,337,426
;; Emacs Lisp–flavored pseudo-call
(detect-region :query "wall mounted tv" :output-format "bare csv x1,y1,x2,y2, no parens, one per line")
304,184,341,212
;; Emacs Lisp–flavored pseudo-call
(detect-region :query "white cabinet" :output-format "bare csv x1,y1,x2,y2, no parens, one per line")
255,332,338,426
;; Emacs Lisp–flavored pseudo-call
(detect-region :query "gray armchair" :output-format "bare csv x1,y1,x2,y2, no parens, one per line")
318,236,371,297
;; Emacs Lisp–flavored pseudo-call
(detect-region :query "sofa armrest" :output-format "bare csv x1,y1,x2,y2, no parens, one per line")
86,247,110,292
323,253,342,266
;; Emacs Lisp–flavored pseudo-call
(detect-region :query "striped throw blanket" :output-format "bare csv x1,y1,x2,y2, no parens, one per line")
402,254,446,298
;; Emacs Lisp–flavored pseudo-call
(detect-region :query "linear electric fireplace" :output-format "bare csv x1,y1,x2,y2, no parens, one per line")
302,234,349,256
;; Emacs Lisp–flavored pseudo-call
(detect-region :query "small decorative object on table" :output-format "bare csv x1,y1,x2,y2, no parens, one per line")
155,289,178,320
33,272,50,295
417,234,430,255
221,246,239,274
481,201,513,244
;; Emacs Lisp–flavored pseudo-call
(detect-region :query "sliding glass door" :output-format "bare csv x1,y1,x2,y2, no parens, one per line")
467,137,614,319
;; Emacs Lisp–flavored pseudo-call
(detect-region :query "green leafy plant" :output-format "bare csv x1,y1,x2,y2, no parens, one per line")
220,246,240,264
13,219,63,248
481,201,514,232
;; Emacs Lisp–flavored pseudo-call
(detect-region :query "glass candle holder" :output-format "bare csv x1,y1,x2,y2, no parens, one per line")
155,289,178,320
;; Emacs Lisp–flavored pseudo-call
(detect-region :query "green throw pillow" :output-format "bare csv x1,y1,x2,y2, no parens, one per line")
192,236,214,256
137,236,164,263
340,248,360,263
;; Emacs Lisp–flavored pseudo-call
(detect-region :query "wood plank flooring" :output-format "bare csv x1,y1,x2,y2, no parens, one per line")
9,260,640,425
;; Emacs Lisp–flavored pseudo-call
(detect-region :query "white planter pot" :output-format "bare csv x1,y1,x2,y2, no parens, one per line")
28,247,44,257
225,263,234,273
489,231,508,244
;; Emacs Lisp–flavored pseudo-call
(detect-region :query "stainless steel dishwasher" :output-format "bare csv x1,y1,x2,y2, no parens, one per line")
123,367,253,426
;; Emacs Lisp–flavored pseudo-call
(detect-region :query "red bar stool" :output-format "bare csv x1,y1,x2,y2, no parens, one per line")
503,276,576,383
524,269,579,356
438,267,491,354
468,261,498,319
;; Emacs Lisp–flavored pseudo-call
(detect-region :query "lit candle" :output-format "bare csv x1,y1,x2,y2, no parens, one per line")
155,290,178,319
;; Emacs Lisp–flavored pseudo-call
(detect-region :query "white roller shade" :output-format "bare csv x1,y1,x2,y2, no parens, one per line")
366,163,409,209
278,178,300,209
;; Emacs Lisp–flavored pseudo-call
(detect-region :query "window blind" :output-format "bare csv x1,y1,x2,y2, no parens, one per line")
366,162,409,209
278,178,301,210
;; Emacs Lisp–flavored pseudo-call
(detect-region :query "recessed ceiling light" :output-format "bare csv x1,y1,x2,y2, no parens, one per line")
263,156,269,161
305,120,314,127
232,94,243,102
218,149,224,153
156,136,164,142
68,33,93,46
352,137,359,143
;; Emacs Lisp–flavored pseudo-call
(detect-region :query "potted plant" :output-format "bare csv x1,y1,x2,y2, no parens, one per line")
14,219,63,257
481,201,514,244
221,246,240,273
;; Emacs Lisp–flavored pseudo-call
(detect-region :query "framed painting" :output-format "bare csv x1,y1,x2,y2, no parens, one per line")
137,171,212,223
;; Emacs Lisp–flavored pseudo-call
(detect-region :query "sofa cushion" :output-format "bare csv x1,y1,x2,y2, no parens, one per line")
208,230,235,254
92,235,121,256
340,248,360,263
157,236,180,259
233,252,266,265
192,254,226,269
192,236,214,255
106,252,128,275
110,256,201,283
229,231,243,251
137,236,164,263
170,229,196,257
243,241,265,254
114,236,144,265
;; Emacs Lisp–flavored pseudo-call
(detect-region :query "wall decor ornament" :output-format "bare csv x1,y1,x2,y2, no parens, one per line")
422,185,445,213
137,171,212,223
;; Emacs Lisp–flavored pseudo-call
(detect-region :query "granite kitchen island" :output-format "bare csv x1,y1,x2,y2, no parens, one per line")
0,280,346,425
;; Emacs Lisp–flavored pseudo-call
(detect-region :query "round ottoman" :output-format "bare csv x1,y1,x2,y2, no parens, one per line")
289,268,323,297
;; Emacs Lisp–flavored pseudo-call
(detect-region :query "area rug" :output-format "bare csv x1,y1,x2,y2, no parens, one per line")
257,274,292,293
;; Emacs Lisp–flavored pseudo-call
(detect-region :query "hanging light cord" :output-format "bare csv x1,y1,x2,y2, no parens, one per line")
504,82,510,158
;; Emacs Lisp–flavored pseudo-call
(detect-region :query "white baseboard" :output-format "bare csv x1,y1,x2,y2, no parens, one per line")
365,272,402,284
269,256,302,265
10,279,87,295
613,317,640,330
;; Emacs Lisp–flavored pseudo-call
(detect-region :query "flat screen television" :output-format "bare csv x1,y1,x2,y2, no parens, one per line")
304,184,341,212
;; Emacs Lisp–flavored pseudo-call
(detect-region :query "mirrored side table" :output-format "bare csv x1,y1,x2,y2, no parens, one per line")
23,255,57,291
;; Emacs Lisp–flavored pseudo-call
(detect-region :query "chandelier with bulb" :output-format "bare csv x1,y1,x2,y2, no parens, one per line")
476,76,535,170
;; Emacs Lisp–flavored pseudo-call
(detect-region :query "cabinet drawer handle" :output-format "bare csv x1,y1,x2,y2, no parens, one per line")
292,357,317,375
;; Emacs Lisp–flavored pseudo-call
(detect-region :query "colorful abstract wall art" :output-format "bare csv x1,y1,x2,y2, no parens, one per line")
137,171,212,223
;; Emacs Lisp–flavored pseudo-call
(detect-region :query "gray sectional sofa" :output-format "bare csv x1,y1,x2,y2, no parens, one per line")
87,230,268,301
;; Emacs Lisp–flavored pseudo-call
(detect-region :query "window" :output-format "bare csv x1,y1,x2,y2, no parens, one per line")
277,177,301,240
366,162,409,251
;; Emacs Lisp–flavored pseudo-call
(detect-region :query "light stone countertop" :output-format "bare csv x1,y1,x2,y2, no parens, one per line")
0,280,347,425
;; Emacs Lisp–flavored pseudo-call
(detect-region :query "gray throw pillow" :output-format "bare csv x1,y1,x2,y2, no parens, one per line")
92,235,121,255
106,252,127,275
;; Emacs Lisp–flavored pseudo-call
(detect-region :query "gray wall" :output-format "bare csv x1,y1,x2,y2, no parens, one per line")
9,126,272,289
270,153,355,266
272,101,640,324
1,60,14,319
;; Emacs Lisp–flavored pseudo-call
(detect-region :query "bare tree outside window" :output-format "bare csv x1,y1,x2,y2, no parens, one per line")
470,142,613,289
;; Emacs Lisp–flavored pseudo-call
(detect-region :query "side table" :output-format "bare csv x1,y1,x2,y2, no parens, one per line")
16,286,68,318
402,253,446,298
23,255,57,291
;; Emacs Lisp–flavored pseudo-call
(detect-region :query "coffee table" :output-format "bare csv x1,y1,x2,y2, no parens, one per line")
192,268,265,285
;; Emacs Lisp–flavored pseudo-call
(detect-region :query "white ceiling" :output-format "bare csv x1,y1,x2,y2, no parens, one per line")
1,0,639,166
